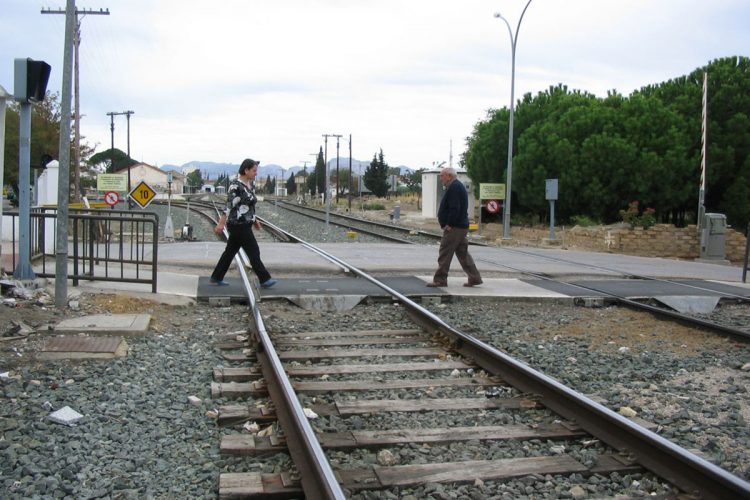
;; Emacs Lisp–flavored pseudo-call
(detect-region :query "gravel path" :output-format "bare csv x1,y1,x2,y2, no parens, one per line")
0,294,273,499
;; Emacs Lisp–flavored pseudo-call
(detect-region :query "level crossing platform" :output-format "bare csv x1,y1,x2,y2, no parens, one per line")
59,241,750,307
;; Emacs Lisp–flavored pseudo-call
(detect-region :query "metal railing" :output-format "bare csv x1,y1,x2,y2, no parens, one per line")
3,207,159,292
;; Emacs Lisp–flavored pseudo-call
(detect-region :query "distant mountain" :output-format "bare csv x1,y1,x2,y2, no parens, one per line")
159,159,417,179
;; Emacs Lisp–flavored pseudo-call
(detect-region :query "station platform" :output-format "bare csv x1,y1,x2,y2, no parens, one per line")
61,241,750,306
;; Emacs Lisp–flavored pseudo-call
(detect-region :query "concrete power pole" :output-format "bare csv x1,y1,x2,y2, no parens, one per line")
42,6,109,202
53,0,76,307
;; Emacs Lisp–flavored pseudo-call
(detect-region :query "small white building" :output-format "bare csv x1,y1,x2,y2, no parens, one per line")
421,168,475,220
114,163,185,194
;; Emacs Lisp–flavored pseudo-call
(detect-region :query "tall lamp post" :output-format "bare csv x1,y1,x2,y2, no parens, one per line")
495,0,533,239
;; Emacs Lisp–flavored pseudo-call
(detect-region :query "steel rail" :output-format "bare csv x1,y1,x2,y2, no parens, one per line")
475,257,750,342
228,234,346,500
276,202,441,245
495,245,750,303
264,224,750,500
273,199,490,245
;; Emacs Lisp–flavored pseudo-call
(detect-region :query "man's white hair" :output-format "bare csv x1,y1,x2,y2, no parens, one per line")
441,167,457,177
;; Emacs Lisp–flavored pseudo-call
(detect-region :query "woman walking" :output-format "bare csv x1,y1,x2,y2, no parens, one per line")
210,158,277,288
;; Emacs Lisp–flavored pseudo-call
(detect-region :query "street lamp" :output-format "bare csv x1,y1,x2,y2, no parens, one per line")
495,0,533,239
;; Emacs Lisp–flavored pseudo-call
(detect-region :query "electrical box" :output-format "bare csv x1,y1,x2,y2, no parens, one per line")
700,213,727,260
545,179,558,201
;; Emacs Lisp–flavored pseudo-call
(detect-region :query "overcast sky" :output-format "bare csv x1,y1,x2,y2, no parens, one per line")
2,1,748,171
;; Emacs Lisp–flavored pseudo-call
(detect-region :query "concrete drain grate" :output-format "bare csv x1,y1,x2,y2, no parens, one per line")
39,336,128,360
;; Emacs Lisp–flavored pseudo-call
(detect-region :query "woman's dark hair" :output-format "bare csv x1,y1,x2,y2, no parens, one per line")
239,158,259,175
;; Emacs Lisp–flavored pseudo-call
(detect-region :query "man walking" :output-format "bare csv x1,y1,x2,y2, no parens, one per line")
426,167,482,288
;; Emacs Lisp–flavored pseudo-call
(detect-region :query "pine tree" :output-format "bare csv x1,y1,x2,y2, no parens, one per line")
364,149,389,197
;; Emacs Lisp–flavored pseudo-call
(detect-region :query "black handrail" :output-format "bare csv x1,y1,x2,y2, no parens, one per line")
4,207,159,293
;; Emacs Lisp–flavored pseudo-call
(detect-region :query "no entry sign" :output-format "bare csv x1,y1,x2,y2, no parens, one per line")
486,199,500,214
104,191,120,207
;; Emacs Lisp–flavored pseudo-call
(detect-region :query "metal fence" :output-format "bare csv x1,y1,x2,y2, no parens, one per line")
3,207,159,293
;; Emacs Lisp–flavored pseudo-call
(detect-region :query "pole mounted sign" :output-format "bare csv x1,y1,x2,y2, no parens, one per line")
479,183,505,200
97,173,127,192
129,180,157,209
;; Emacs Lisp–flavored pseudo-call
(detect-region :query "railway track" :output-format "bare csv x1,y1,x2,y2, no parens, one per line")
208,220,750,499
473,247,750,342
265,199,450,245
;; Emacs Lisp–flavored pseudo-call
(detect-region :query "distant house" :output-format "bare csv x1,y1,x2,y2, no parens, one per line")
114,163,185,195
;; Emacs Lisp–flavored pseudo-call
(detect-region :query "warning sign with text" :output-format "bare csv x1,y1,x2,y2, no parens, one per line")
96,174,127,192
479,183,505,200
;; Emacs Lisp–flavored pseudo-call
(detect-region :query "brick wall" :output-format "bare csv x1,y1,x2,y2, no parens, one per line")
566,224,747,262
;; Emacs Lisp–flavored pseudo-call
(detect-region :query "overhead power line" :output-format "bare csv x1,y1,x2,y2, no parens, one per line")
42,6,110,202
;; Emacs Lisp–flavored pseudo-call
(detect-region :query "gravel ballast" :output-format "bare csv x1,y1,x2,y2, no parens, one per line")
262,298,750,498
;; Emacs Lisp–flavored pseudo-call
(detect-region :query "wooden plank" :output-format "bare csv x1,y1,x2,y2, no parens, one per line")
213,377,504,398
233,454,642,494
322,423,584,448
372,456,588,487
292,377,502,394
285,360,473,376
213,366,262,382
218,404,285,426
274,337,431,347
217,397,536,426
278,347,446,360
215,341,247,350
221,435,268,455
219,472,300,499
220,423,585,455
276,329,423,339
335,397,539,415
222,353,256,362
212,381,266,399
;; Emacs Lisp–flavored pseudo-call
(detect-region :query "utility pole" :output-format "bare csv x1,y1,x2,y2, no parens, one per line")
42,6,109,202
348,134,353,212
54,0,76,307
106,110,135,206
333,134,343,203
322,135,333,227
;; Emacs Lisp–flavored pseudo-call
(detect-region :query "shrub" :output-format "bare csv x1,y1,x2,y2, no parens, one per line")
361,203,386,211
570,215,599,227
619,201,657,229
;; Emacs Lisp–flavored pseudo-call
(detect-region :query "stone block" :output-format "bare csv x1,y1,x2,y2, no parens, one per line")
209,296,231,307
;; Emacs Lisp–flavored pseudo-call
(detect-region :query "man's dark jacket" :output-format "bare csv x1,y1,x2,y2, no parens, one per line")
437,179,469,229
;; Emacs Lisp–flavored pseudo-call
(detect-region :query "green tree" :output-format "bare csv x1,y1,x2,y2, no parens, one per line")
267,176,277,194
306,147,325,196
3,91,63,189
364,149,388,197
285,172,297,195
215,172,231,192
186,170,203,193
89,148,137,173
404,168,424,208
463,59,750,228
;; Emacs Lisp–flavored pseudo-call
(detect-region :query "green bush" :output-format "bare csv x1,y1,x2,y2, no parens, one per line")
570,215,599,227
361,203,386,211
619,201,657,229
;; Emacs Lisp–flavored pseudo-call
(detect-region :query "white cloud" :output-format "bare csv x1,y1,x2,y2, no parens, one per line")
2,0,748,170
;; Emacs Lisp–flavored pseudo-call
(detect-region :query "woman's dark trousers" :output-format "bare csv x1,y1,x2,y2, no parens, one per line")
211,224,272,283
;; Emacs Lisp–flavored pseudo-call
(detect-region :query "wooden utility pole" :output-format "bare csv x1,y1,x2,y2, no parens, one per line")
42,6,110,202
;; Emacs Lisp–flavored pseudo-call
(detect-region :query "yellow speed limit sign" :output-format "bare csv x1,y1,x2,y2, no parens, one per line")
129,180,157,209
